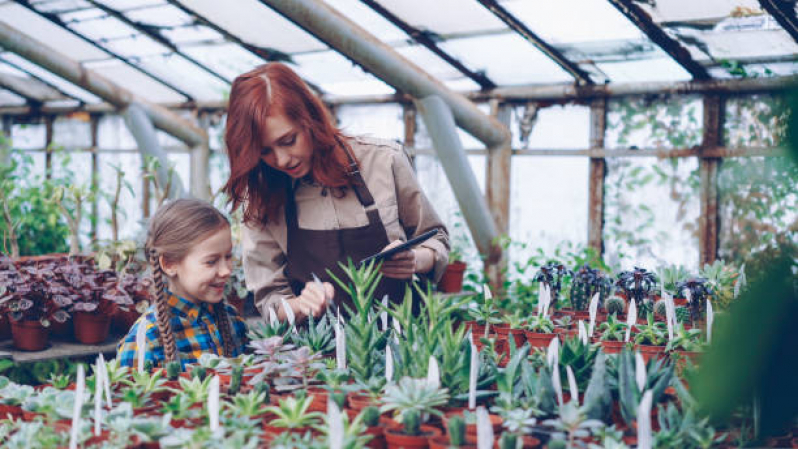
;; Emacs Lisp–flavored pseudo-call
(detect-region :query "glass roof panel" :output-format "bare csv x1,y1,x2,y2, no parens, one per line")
181,43,263,81
59,7,106,22
291,51,394,96
102,34,169,58
641,0,761,23
376,0,506,35
322,0,409,43
161,25,223,44
442,77,480,92
30,0,91,13
178,0,326,53
92,0,163,11
83,59,186,102
124,4,192,27
393,45,476,87
0,3,108,61
596,56,692,83
440,32,573,85
136,53,229,101
1,52,102,103
67,14,140,42
0,88,26,106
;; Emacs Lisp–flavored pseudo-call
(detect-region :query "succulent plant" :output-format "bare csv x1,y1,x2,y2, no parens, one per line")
166,360,181,380
653,299,667,317
533,263,573,303
402,409,421,435
448,415,466,446
615,267,658,314
570,264,612,311
676,278,713,324
360,406,380,428
229,365,244,395
605,295,626,316
191,366,207,381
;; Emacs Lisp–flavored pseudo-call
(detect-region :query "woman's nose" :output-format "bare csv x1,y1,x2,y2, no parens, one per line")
273,149,291,169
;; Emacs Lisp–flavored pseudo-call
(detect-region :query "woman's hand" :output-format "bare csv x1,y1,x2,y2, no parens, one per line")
379,240,435,280
280,281,334,320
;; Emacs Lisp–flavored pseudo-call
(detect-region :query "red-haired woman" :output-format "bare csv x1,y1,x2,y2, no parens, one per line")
224,63,450,321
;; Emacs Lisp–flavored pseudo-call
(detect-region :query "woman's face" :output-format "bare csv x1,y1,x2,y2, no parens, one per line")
259,112,313,179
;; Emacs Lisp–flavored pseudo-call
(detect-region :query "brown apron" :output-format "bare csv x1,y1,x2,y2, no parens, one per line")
283,155,418,317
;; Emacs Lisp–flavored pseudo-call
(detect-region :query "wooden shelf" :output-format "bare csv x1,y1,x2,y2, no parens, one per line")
0,334,122,364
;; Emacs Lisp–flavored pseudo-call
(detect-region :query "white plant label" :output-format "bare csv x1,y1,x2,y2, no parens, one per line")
335,321,347,370
136,320,147,373
381,295,388,331
637,390,654,449
279,298,297,333
537,282,545,316
469,343,479,410
625,300,637,342
542,284,553,317
427,356,440,389
100,354,112,408
635,351,647,393
94,356,102,436
208,375,220,432
328,398,344,449
546,336,560,368
663,292,674,341
552,363,564,408
685,289,692,304
385,346,394,382
393,317,402,336
588,292,599,336
476,406,494,449
268,307,279,327
707,299,714,344
483,284,492,301
578,320,588,345
566,365,579,407
69,364,85,449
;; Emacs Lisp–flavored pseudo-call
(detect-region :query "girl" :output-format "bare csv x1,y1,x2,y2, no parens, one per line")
224,62,450,322
117,199,249,370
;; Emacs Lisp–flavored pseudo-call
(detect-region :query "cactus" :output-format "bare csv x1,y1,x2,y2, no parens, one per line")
403,409,421,436
295,388,307,401
255,382,270,403
499,433,518,449
331,391,347,410
448,415,466,447
675,306,691,324
191,366,207,381
653,299,667,317
605,295,625,316
143,360,154,372
228,366,244,395
165,361,180,381
361,406,380,428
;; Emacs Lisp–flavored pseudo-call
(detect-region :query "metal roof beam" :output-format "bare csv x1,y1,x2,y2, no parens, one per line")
476,0,594,85
359,0,496,89
607,0,712,80
0,72,70,103
0,21,206,146
759,0,798,44
12,0,196,101
83,0,232,85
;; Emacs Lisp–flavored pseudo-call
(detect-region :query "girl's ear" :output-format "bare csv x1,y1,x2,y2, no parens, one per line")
159,254,176,278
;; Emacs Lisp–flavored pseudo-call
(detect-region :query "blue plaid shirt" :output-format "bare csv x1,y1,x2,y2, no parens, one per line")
117,291,249,370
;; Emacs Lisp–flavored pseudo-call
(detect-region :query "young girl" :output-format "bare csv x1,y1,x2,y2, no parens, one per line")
117,199,249,370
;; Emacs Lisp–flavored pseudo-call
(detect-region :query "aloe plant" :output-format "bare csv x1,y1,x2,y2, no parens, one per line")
616,349,674,427
379,376,449,422
263,394,325,429
527,314,555,334
559,336,599,391
633,313,667,346
542,401,604,448
290,310,335,354
597,314,628,342
227,390,269,417
121,368,169,396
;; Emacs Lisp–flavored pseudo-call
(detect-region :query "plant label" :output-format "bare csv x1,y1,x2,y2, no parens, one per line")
136,320,147,374
328,398,344,449
625,300,637,342
476,406,494,449
209,375,220,432
578,320,588,345
385,346,394,382
566,365,579,407
637,390,654,449
542,284,553,317
268,307,278,327
427,356,440,389
100,354,112,408
552,363,564,408
635,351,647,393
547,337,559,368
69,364,85,449
381,295,388,331
685,289,692,304
707,299,714,344
335,321,347,370
94,356,102,436
279,298,297,333
663,292,674,341
469,343,479,410
484,284,492,301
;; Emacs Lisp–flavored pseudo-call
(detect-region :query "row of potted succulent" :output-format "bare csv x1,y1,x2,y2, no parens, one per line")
0,254,151,351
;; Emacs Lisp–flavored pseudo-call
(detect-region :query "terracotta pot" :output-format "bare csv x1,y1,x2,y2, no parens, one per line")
385,425,441,449
113,307,141,330
673,297,688,306
438,261,467,293
521,436,542,448
571,311,590,321
10,319,49,351
600,340,626,354
555,328,579,342
495,327,526,348
366,425,388,449
524,331,556,349
262,424,318,439
48,316,73,340
73,312,111,344
430,435,477,449
307,387,330,413
637,344,667,363
349,393,379,412
0,314,9,340
22,410,43,421
0,404,23,420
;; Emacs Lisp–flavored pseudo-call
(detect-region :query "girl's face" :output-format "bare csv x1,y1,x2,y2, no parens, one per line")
259,111,313,179
162,226,233,305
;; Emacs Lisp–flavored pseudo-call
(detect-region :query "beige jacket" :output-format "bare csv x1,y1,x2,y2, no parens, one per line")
242,137,450,315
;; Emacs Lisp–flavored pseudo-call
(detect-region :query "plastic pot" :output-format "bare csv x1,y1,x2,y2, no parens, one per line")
438,261,466,293
365,426,388,449
600,340,626,354
73,312,111,344
0,313,10,340
113,307,141,330
385,425,441,449
48,316,73,340
637,344,667,363
524,331,556,349
10,319,49,351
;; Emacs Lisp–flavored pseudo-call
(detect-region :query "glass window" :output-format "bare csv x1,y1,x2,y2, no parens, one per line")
415,102,491,151
606,96,703,149
53,116,92,149
96,152,144,240
1,53,102,104
83,59,187,103
376,0,506,35
292,51,394,96
595,57,692,83
322,0,408,43
182,43,265,81
336,104,404,142
512,104,590,149
136,54,230,101
11,122,46,150
724,94,786,148
98,115,137,150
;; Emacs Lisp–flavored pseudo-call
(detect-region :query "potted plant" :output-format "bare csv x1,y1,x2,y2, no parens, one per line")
633,314,667,363
430,415,475,448
533,263,572,305
262,392,325,438
501,407,541,448
676,278,713,325
657,264,690,305
112,272,152,330
438,228,468,293
290,310,336,355
542,401,604,448
665,322,705,365
442,409,502,445
603,295,626,316
596,314,628,354
699,260,741,310
615,267,658,320
569,264,612,318
380,376,448,448
495,311,526,349
525,314,556,348
360,406,388,449
0,268,67,351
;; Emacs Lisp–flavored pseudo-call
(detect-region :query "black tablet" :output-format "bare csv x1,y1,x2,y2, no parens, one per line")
359,229,440,266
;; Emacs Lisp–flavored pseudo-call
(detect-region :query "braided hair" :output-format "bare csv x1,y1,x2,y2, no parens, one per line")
145,198,234,366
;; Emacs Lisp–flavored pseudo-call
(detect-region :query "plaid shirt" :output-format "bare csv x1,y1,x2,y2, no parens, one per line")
117,291,249,370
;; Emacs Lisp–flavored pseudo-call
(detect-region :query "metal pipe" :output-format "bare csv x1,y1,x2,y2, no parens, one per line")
123,102,186,200
260,0,510,148
0,21,207,147
417,95,500,262
0,72,68,102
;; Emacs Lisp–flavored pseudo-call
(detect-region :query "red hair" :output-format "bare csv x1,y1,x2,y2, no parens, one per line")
223,63,355,225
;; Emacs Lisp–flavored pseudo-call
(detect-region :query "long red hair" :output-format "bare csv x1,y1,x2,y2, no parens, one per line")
223,63,355,225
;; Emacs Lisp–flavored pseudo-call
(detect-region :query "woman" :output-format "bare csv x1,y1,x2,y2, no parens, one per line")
223,63,449,321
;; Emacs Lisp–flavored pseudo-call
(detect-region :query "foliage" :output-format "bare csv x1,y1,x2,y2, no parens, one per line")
597,314,628,342
569,264,612,311
615,267,658,314
379,376,450,422
633,314,667,346
263,394,325,429
676,278,712,323
699,260,742,310
290,310,335,355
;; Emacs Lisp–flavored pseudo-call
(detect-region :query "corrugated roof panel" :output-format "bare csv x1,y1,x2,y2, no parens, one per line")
0,3,108,61
394,45,477,87
182,43,264,80
178,0,325,53
642,0,761,23
102,34,169,57
440,32,572,85
322,0,408,43
83,59,187,102
376,0,505,35
1,52,102,103
291,51,394,96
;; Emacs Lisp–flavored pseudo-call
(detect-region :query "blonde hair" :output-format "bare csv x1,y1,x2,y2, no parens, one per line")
145,198,236,365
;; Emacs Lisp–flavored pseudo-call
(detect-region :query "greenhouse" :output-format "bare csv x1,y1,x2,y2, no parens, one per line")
0,0,796,448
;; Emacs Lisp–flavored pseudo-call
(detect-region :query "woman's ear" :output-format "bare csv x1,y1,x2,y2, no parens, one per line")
159,254,176,278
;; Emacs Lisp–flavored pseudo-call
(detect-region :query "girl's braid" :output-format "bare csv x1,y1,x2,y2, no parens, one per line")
213,302,236,357
148,248,178,365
